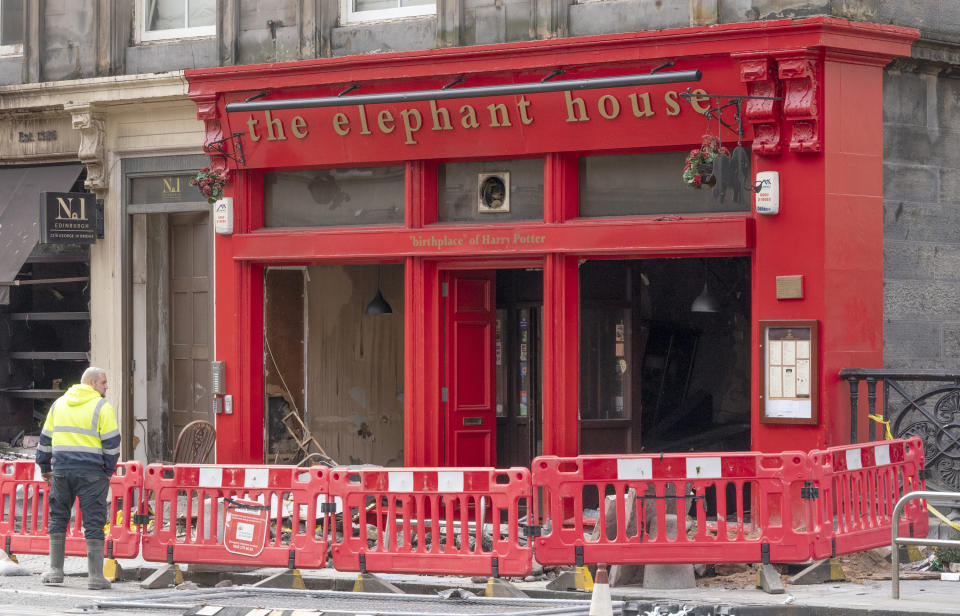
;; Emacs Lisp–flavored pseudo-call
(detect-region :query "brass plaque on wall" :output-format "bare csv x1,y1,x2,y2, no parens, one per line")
776,275,803,299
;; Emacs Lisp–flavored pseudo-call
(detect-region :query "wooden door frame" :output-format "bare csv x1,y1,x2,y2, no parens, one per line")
438,259,543,467
168,210,215,451
122,154,211,462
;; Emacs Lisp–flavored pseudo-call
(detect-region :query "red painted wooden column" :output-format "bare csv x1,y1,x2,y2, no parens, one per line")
541,153,579,457
404,257,441,466
542,253,579,457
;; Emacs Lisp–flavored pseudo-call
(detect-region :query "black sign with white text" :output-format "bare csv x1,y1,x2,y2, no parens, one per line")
40,191,97,244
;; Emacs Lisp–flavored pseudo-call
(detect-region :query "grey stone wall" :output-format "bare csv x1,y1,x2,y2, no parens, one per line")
883,59,960,370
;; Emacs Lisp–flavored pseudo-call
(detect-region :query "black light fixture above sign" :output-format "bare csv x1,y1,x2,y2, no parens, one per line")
39,192,97,244
226,68,702,113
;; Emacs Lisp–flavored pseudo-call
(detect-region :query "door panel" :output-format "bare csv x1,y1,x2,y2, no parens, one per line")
170,213,213,452
444,271,496,467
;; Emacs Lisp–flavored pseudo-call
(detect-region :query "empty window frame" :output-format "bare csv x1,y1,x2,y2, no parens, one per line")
340,0,435,24
141,0,215,41
0,0,24,55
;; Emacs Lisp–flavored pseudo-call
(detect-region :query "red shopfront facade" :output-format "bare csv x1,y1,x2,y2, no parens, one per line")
187,17,916,466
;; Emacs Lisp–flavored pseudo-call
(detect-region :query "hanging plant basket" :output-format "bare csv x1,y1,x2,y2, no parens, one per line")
192,167,230,204
682,135,727,189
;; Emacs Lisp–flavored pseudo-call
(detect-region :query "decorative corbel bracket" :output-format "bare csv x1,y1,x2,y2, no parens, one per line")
65,103,106,192
192,93,230,174
779,57,821,153
739,58,781,155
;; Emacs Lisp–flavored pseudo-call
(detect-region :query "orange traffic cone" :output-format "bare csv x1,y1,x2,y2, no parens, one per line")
589,563,612,616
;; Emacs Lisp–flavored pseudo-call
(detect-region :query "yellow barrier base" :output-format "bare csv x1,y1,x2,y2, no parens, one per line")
575,565,594,592
103,558,122,582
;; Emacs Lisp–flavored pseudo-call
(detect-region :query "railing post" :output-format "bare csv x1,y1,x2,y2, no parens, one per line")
866,377,878,442
847,377,860,443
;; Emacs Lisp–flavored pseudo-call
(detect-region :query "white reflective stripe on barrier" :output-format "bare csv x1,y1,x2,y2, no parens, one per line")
199,467,223,487
388,471,414,492
875,443,891,466
244,468,269,488
438,471,464,492
846,448,862,471
687,456,722,478
617,458,652,480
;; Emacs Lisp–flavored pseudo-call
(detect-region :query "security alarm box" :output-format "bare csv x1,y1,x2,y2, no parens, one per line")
755,171,780,215
214,197,234,234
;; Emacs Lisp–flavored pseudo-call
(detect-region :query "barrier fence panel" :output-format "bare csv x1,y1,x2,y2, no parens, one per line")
140,464,329,569
0,461,142,558
810,438,928,559
329,467,532,577
531,452,819,566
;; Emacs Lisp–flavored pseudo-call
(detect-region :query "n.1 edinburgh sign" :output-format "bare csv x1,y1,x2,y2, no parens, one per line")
40,192,96,244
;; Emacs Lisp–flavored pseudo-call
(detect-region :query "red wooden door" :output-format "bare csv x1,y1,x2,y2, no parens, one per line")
443,270,497,467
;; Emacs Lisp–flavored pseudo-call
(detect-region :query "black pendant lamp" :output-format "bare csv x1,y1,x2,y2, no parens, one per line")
365,266,392,315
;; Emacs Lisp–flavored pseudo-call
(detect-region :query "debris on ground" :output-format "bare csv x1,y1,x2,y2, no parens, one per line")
0,551,29,577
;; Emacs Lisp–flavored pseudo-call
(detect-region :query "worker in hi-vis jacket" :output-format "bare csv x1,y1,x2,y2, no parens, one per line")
36,366,119,590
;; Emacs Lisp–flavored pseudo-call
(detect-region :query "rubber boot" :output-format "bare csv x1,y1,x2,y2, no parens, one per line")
40,533,65,584
85,539,111,590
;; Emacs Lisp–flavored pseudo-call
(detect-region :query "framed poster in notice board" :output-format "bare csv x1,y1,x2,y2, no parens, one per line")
759,320,818,425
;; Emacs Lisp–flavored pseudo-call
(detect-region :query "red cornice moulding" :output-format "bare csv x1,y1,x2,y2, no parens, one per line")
228,216,754,262
186,17,917,98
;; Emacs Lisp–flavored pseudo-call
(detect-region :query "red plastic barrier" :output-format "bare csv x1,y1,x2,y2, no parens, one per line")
329,467,532,577
0,461,142,558
809,438,928,559
140,464,329,569
532,451,818,565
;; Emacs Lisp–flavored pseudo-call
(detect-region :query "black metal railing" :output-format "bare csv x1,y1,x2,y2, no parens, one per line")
839,369,960,491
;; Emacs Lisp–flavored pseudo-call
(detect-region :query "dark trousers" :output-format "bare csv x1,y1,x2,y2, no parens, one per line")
49,470,110,540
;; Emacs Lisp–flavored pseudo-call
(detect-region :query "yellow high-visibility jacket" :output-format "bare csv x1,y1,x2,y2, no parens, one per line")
36,384,120,475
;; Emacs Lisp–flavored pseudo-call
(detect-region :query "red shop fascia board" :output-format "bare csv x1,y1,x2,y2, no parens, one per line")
186,16,917,172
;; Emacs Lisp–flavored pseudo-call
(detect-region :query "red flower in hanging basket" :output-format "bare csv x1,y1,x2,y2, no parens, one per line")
682,134,725,189
192,167,230,204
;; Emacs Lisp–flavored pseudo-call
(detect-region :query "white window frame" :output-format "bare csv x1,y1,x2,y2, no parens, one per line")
0,0,24,57
340,0,436,25
139,0,216,42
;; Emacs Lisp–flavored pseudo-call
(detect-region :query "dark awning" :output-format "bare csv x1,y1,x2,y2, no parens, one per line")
0,164,84,304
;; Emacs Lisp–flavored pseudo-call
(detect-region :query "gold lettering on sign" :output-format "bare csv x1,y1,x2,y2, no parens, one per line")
246,114,261,142
291,116,309,139
687,88,711,114
56,196,87,221
598,94,620,120
459,105,479,129
517,97,534,125
628,92,655,118
333,113,350,136
400,109,422,144
377,110,395,134
265,110,286,141
162,177,182,194
358,104,372,135
564,91,589,122
664,90,681,116
487,103,512,127
238,87,714,149
430,100,453,131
